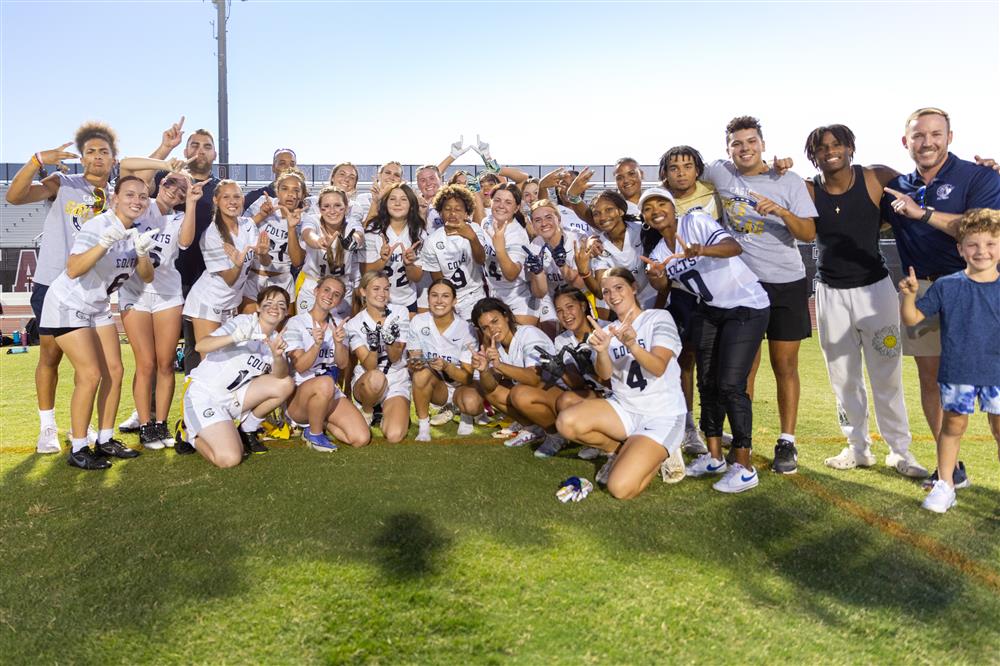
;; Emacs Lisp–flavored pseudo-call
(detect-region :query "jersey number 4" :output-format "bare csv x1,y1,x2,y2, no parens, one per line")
625,360,647,390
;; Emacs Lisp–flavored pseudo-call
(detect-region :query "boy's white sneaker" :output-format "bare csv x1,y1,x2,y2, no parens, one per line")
37,426,61,454
534,435,565,459
886,450,929,479
922,480,956,513
712,463,759,494
824,446,876,470
685,453,727,478
456,420,475,436
681,428,708,455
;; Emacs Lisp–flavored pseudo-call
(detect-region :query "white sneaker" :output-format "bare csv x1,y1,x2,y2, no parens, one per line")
456,420,475,436
685,453,727,478
578,446,602,460
415,427,431,442
429,404,455,427
505,425,543,448
922,479,957,513
492,422,522,439
534,435,565,459
118,410,140,432
886,450,929,479
824,446,876,470
87,425,98,444
712,463,759,493
36,426,61,454
681,428,708,456
596,453,617,485
660,451,686,484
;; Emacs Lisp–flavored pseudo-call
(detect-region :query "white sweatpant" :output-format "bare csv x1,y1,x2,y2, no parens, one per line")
815,276,912,454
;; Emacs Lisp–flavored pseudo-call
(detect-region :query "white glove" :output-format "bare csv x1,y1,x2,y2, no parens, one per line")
131,228,159,257
473,134,491,159
97,223,128,249
231,315,266,343
449,135,467,160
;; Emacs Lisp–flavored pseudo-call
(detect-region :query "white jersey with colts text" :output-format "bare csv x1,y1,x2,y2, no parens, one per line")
363,226,425,307
419,226,487,318
120,205,186,302
283,311,344,385
188,315,274,393
604,309,686,415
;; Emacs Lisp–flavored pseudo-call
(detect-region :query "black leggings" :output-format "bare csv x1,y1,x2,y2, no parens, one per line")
692,304,769,450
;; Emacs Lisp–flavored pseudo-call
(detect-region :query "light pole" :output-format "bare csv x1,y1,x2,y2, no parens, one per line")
213,0,230,168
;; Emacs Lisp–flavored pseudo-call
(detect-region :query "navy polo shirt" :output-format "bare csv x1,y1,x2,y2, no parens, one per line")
881,153,1000,278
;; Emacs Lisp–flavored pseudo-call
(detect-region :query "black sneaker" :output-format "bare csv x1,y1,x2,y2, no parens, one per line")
68,446,112,470
921,461,970,490
94,437,141,459
772,438,798,474
139,422,165,450
174,419,196,455
154,421,175,448
239,428,268,455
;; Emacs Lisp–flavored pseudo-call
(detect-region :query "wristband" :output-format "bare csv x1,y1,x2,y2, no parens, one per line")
483,157,501,174
566,194,584,205
920,207,935,224
32,153,43,169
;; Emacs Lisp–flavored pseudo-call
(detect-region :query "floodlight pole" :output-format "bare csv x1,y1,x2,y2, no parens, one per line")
213,0,230,166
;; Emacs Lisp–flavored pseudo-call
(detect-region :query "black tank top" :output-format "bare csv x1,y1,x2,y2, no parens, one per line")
812,165,888,288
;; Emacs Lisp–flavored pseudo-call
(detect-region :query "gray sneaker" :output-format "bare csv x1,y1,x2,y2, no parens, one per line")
534,435,565,459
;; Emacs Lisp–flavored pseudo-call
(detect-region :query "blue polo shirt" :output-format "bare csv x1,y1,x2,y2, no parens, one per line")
881,153,1000,278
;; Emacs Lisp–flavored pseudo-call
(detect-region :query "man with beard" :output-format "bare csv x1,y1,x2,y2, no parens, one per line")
803,124,927,477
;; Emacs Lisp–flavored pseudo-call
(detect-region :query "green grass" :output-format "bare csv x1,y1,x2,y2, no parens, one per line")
1,338,998,664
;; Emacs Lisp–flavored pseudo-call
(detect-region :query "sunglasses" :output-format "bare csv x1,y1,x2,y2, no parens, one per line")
161,177,188,193
92,187,107,214
914,185,927,208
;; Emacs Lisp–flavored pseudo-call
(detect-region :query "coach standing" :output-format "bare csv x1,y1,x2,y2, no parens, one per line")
881,107,1000,459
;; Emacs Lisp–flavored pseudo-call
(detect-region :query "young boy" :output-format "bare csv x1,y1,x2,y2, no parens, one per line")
899,208,1000,513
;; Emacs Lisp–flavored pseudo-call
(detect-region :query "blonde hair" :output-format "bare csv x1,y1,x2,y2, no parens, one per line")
905,107,950,131
530,198,561,219
957,208,1000,242
352,269,390,316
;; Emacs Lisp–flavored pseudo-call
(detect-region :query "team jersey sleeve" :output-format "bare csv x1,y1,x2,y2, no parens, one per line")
685,210,731,247
299,215,320,250
200,225,234,273
915,282,943,318
70,216,108,254
504,224,530,263
345,317,366,353
967,168,1000,208
283,316,310,353
522,328,556,366
649,312,682,357
364,232,383,264
212,316,241,339
418,237,441,272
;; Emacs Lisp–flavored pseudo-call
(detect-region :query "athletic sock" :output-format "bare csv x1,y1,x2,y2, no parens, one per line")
240,412,264,433
779,433,795,444
418,418,430,428
39,409,57,429
459,414,473,425
98,428,113,444
685,411,696,430
71,437,89,453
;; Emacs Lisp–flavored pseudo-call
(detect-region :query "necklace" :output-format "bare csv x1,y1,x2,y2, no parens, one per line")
822,167,855,215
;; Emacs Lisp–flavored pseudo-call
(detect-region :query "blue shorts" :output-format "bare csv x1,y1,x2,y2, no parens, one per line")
939,383,1000,415
30,283,49,320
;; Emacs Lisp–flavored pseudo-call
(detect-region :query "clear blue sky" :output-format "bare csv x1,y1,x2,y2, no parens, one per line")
2,1,998,176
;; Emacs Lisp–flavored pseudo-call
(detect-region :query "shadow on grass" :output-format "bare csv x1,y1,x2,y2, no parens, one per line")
372,512,450,581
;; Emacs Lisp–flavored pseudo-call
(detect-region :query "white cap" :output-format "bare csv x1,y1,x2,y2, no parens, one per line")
637,187,676,210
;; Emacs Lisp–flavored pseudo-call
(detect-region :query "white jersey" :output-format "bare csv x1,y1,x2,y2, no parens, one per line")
406,312,477,366
363,226,425,307
496,324,556,368
425,206,443,233
35,173,108,286
554,328,606,394
304,193,367,234
298,214,361,302
188,314,275,393
590,220,657,306
557,204,592,237
345,304,411,376
182,216,258,319
419,226,487,317
120,205,186,302
530,231,583,298
480,214,533,303
43,210,141,317
245,196,296,274
650,209,770,310
283,311,343,385
604,309,685,415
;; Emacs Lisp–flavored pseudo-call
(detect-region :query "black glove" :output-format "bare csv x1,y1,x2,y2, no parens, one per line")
362,322,381,351
522,245,545,275
550,239,567,267
566,343,596,379
534,345,566,387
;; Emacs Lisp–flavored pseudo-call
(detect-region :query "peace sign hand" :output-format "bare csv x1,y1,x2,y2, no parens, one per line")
568,167,594,198
609,308,639,347
640,255,669,279
37,142,78,166
258,195,275,219
266,332,288,356
484,334,501,365
449,135,468,160
311,320,328,345
187,178,209,205
332,319,348,344
899,266,919,295
283,206,302,230
223,242,251,268
585,316,612,353
492,218,509,245
402,241,421,266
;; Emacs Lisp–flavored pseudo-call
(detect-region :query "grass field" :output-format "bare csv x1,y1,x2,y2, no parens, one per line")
1,338,998,664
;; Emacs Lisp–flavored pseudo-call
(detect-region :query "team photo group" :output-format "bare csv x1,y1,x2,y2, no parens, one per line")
7,107,1000,514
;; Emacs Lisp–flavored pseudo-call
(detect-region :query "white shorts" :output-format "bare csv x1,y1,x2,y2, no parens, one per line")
491,291,532,317
183,379,250,440
297,274,352,320
531,294,556,323
120,290,184,314
40,298,114,329
244,271,295,302
353,365,412,402
607,398,685,454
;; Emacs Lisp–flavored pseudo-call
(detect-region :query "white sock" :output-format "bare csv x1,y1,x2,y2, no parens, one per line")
240,412,264,433
98,428,113,444
39,409,57,429
780,433,795,444
71,437,89,453
418,418,430,429
685,412,696,430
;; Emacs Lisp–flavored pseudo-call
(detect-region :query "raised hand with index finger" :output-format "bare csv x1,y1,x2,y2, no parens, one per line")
160,115,186,151
898,266,919,295
585,316,612,352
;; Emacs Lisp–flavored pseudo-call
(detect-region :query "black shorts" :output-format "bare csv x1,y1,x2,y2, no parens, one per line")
30,283,49,320
760,278,811,341
37,325,87,338
666,289,698,346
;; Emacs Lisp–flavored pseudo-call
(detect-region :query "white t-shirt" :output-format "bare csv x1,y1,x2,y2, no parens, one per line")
480,214,532,302
120,205,186,301
363,226,425,307
419,226,487,316
590,220,657,306
650,209,770,310
604,309,685,415
702,160,817,284
35,173,107,286
188,314,274,393
283,311,344,385
44,210,140,316
345,304,411,376
406,312,477,366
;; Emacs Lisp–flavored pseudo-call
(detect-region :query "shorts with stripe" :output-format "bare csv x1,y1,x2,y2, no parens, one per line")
607,398,685,455
183,379,250,440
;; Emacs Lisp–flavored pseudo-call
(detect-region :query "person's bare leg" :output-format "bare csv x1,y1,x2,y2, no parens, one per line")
914,356,943,440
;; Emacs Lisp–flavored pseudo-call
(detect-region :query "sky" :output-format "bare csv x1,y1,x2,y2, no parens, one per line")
2,1,999,178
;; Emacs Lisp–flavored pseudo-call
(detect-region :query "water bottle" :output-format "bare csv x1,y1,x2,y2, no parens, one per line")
12,330,21,345
21,327,27,346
